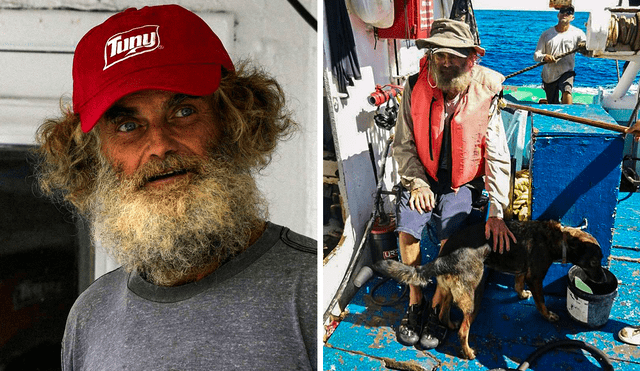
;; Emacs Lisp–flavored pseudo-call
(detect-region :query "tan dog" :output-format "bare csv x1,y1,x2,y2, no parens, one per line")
375,220,605,359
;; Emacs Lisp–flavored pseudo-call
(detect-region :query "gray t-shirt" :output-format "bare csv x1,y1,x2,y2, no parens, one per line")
62,223,317,370
534,24,586,83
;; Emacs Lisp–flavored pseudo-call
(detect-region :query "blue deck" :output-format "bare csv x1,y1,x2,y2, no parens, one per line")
324,192,640,370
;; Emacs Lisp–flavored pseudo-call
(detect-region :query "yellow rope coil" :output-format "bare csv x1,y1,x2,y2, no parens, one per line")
511,169,531,221
608,12,640,50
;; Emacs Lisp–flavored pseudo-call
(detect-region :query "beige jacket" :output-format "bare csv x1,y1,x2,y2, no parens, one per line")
392,68,511,218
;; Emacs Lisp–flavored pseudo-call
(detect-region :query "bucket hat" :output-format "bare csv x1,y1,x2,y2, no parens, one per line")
416,19,485,58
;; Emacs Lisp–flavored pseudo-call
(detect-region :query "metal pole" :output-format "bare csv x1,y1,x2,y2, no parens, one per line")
504,102,628,134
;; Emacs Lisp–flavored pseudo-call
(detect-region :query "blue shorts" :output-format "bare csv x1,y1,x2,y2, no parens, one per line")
395,182,475,242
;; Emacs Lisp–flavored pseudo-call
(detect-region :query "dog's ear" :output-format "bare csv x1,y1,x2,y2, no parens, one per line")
560,226,603,260
560,226,599,246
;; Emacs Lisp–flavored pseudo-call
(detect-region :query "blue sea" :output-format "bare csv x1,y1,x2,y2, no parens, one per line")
475,10,627,92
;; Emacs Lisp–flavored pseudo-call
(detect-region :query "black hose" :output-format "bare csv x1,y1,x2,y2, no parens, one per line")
370,277,408,306
517,339,614,371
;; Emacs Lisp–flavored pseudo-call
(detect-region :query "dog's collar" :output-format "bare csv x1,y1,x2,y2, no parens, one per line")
559,220,587,265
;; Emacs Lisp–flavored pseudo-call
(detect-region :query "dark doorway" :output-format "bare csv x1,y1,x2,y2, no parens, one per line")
0,145,80,371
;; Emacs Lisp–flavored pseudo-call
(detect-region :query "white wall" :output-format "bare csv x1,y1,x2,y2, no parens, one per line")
0,0,318,244
322,6,400,316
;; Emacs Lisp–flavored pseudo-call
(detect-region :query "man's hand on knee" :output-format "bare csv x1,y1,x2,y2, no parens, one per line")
409,186,435,214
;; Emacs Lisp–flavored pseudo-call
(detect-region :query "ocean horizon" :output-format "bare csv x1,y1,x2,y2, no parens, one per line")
475,9,631,94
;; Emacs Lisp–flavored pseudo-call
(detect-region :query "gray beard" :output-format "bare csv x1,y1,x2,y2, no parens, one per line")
430,63,473,95
88,152,266,286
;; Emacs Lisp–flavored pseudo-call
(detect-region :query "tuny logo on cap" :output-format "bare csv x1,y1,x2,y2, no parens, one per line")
104,25,160,70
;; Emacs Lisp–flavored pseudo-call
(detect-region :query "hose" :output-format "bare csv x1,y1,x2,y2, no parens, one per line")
489,339,614,371
517,339,614,371
322,135,395,322
370,277,409,306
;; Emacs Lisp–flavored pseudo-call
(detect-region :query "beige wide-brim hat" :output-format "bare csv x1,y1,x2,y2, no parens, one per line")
416,19,485,57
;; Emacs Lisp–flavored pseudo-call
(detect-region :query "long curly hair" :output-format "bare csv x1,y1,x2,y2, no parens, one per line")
35,61,297,215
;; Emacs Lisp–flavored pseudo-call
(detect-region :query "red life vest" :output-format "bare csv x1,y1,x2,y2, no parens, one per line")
411,57,504,190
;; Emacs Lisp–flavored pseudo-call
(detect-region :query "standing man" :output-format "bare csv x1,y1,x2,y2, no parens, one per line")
35,5,316,370
392,19,515,350
534,5,586,104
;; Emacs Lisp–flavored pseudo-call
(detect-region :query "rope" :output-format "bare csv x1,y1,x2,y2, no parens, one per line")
504,45,584,80
607,12,640,50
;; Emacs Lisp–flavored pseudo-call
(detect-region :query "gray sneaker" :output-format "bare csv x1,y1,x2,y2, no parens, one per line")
396,301,425,346
419,302,448,349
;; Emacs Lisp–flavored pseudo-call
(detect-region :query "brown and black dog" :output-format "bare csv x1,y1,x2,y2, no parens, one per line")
374,219,605,360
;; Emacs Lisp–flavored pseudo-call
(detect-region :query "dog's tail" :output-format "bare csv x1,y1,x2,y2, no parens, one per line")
372,259,454,287
373,245,490,286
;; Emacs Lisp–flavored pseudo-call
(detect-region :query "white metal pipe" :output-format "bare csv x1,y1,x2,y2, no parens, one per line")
609,61,640,102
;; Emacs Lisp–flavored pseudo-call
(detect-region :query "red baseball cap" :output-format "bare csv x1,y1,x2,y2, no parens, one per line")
73,5,234,133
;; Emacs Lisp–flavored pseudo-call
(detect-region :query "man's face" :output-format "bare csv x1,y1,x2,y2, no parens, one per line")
432,52,469,81
558,9,574,24
430,51,473,94
88,89,265,286
97,90,220,184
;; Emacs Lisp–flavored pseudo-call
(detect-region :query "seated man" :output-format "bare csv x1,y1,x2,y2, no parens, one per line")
35,5,316,370
392,18,515,349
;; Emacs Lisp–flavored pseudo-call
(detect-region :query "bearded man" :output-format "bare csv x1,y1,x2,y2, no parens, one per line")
35,5,316,370
391,19,514,350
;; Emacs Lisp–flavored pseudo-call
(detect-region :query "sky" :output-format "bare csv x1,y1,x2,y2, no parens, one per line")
472,0,618,11
473,0,551,11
